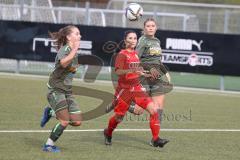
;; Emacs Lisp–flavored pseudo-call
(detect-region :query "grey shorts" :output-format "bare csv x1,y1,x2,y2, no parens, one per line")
142,78,173,96
140,63,173,96
47,89,81,114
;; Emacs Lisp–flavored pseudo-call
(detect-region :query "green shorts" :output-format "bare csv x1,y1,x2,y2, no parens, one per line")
141,63,173,96
47,89,81,114
142,78,173,96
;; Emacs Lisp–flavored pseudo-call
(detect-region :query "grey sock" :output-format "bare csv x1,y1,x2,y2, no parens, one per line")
157,109,163,124
128,103,135,113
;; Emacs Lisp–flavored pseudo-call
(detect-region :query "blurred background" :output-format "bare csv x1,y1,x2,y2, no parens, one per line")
0,0,240,91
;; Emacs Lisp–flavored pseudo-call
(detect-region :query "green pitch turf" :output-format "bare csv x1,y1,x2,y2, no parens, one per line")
0,73,240,160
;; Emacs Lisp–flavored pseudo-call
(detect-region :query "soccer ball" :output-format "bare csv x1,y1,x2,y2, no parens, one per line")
125,3,143,21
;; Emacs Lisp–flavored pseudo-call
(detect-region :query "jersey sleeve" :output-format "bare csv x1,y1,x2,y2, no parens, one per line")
114,53,126,71
136,37,147,58
57,46,71,61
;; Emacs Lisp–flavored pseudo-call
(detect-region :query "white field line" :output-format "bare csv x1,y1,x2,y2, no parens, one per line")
0,128,240,133
0,72,240,96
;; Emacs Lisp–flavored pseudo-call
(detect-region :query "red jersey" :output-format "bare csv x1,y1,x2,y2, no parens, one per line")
115,49,141,89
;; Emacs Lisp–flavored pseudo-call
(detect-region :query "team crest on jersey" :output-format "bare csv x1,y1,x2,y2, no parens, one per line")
149,46,162,55
68,66,77,73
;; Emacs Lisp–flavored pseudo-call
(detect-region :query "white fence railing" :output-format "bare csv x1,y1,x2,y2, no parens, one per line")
0,3,197,32
107,0,240,34
1,0,240,33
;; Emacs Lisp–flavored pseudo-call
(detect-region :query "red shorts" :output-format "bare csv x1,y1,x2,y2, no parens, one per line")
113,84,152,116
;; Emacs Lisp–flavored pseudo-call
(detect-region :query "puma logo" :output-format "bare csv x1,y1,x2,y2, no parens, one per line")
166,38,204,51
192,40,203,51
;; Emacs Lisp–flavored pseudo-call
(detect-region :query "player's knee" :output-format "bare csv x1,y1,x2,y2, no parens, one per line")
114,114,124,122
75,121,82,126
60,120,69,127
147,102,157,115
70,121,81,126
152,96,165,109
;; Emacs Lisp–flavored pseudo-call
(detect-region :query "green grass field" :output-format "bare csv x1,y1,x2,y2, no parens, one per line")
0,73,240,160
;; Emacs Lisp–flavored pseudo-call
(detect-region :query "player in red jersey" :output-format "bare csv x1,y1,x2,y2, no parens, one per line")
103,30,169,148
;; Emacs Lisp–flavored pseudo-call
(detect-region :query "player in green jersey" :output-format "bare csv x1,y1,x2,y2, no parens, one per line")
128,18,172,122
42,25,82,152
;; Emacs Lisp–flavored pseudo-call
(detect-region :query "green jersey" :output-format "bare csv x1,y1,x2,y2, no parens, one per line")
136,35,162,64
48,44,78,93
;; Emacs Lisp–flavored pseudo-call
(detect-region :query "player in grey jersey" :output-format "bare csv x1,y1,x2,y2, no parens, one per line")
41,25,82,152
129,18,172,120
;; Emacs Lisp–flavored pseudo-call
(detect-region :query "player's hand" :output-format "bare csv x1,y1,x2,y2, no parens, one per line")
150,67,160,79
141,70,153,78
131,67,144,75
134,68,153,78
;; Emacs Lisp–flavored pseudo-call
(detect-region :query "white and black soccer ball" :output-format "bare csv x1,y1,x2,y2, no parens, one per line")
125,3,143,21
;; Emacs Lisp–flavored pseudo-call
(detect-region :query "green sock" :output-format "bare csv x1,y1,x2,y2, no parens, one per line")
49,123,66,142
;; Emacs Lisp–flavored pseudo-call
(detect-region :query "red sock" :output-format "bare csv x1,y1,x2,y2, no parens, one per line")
150,113,160,141
107,115,120,136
